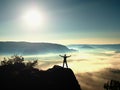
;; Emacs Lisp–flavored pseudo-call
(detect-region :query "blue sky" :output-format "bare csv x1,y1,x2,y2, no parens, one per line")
0,0,120,44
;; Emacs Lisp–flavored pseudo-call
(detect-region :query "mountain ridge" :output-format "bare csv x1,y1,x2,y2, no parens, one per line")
0,42,73,55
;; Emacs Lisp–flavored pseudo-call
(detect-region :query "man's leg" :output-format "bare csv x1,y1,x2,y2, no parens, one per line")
63,61,64,68
66,61,68,68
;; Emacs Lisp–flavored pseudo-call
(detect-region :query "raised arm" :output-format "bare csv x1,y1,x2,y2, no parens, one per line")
67,55,71,58
59,55,64,57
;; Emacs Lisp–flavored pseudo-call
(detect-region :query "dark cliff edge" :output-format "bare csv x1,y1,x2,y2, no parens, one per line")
0,64,81,90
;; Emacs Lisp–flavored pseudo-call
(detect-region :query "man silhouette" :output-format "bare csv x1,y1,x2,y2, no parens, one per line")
59,54,71,68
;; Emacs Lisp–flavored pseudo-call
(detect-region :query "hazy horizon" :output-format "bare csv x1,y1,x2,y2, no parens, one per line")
0,40,120,45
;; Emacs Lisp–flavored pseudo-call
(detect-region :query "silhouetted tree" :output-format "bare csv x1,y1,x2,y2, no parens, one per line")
0,55,37,68
26,60,38,68
1,55,24,66
104,80,120,90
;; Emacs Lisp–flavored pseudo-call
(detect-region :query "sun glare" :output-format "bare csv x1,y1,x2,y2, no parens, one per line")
22,8,45,29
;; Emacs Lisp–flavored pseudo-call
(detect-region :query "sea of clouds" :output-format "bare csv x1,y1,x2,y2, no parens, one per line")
0,45,120,90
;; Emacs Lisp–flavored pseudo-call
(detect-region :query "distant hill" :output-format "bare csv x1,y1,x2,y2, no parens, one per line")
68,44,120,51
0,42,73,55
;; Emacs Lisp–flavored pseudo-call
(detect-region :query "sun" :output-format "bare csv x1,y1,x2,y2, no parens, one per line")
22,8,45,28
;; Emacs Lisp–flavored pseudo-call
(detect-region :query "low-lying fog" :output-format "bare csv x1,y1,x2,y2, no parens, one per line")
0,45,120,90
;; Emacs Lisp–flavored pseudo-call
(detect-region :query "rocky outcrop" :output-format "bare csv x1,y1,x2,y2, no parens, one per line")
0,63,81,90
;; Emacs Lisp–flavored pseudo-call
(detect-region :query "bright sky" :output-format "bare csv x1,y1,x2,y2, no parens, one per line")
0,0,120,44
